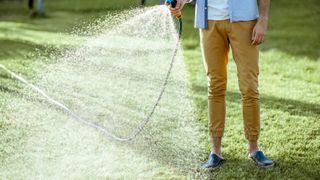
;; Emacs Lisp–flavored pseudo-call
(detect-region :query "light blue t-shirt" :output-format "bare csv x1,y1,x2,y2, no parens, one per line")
208,0,229,20
194,0,259,29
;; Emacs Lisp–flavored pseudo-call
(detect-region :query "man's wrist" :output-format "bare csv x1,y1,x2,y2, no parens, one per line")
258,16,269,21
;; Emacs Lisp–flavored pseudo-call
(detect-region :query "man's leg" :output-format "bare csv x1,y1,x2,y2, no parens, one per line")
228,20,261,154
228,20,274,167
200,20,229,157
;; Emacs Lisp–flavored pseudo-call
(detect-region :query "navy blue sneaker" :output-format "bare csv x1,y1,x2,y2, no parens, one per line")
202,153,225,169
250,150,274,167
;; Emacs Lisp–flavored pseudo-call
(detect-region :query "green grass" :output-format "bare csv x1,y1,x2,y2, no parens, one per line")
1,0,320,179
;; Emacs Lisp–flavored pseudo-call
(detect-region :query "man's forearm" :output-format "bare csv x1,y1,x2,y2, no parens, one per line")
259,0,270,20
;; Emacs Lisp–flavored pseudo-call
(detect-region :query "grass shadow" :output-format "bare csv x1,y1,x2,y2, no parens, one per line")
191,84,320,119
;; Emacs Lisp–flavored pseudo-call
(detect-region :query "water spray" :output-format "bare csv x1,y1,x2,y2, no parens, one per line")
0,5,183,142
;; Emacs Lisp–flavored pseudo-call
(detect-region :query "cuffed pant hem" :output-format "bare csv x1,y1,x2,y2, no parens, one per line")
209,131,224,138
246,135,259,141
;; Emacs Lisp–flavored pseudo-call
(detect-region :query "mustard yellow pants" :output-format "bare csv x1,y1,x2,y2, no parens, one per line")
200,20,260,141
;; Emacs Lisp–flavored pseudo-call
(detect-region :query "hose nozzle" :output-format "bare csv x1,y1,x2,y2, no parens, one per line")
166,0,182,19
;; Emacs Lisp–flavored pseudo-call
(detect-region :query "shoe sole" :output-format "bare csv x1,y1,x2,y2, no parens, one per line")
250,157,275,168
203,159,225,170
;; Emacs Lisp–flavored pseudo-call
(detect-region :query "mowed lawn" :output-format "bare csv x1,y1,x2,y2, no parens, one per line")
1,0,319,179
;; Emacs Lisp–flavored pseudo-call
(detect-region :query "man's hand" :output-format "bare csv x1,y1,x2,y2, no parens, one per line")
166,0,186,17
252,0,271,45
252,18,268,45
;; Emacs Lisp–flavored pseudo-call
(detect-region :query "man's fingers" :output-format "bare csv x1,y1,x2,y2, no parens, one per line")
170,10,180,16
252,29,267,45
170,6,181,12
257,36,262,45
170,10,179,14
256,34,265,45
169,7,181,16
170,10,180,15
258,35,264,44
252,28,256,41
252,32,259,45
169,7,179,12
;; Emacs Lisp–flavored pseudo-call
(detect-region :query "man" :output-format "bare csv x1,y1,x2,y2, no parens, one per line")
168,0,274,169
28,0,36,16
28,0,44,17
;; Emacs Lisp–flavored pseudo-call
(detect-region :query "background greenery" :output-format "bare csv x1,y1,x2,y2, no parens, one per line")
0,0,319,179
